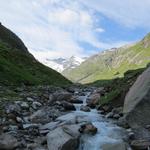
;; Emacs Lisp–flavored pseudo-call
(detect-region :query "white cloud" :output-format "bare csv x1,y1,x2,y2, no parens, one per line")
0,0,145,62
81,0,150,28
0,0,104,59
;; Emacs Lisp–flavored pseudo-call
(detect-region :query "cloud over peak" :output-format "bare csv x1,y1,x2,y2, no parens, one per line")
0,0,149,62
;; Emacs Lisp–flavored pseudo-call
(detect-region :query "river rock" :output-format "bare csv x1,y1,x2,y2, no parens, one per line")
0,133,19,150
47,127,79,150
79,123,97,135
61,101,76,111
27,97,34,102
80,105,91,112
130,139,150,150
106,112,114,118
32,101,42,110
40,121,60,131
97,104,112,113
117,116,129,128
123,66,150,127
62,124,81,137
5,104,21,115
30,107,61,123
113,114,120,119
86,93,100,108
50,91,72,103
20,101,29,109
16,116,24,123
101,141,126,150
69,97,83,104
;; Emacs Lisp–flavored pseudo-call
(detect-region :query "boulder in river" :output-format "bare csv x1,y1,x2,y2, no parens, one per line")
80,105,91,112
61,101,76,111
86,93,100,108
79,123,97,135
123,66,150,127
47,126,79,150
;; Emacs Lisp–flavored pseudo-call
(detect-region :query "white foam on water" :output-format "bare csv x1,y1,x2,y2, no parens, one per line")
57,91,127,150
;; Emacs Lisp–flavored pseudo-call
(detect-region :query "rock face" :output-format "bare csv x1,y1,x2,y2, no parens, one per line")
123,66,150,127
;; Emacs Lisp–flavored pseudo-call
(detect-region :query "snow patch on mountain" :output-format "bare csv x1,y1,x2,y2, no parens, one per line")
43,56,86,72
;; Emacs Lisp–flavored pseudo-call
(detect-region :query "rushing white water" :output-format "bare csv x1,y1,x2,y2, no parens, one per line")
57,91,127,150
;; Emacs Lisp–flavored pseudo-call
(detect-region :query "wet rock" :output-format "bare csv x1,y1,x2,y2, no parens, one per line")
16,117,24,123
117,116,129,129
131,128,150,141
8,125,18,131
101,141,126,150
61,101,76,111
47,127,79,150
40,121,60,131
97,104,112,113
32,101,42,110
50,91,72,103
62,124,81,137
27,97,34,102
130,139,150,150
80,105,91,112
7,113,16,120
0,133,19,150
112,107,123,115
106,112,114,118
20,102,29,109
23,123,39,129
86,93,100,108
5,104,21,115
30,107,61,123
27,143,44,150
79,123,97,135
128,132,135,140
113,114,120,119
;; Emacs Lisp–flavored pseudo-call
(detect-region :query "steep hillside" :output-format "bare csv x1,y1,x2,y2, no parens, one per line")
0,23,71,86
63,33,150,83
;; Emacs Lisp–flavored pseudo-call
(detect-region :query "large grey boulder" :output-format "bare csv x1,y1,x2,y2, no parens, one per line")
123,67,150,127
0,133,19,150
47,126,80,150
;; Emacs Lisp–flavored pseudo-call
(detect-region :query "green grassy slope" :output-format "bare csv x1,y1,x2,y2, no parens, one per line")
0,23,71,86
63,33,150,84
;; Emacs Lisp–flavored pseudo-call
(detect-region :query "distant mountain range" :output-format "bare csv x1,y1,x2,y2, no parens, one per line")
63,33,150,83
43,56,86,73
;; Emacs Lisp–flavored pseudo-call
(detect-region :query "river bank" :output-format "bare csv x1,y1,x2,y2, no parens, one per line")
0,85,132,150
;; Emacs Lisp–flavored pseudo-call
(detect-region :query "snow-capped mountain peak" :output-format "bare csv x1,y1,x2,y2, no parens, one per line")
43,56,86,73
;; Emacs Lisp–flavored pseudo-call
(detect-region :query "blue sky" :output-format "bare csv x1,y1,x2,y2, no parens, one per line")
0,0,150,62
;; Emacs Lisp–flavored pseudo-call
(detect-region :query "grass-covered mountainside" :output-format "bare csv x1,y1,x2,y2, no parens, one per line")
94,66,148,106
0,23,71,86
63,33,150,84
